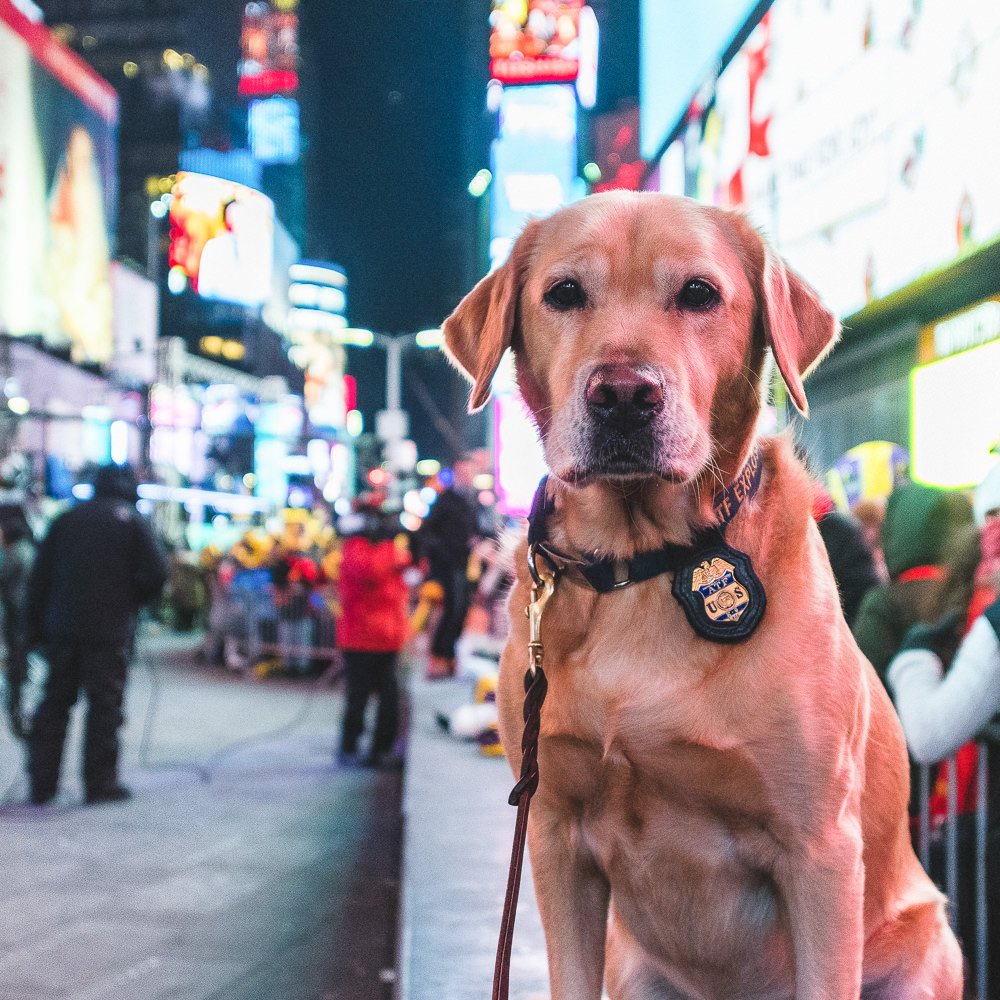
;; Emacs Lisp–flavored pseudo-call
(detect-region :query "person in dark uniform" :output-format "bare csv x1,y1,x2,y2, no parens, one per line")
0,503,35,738
26,464,167,805
418,456,480,678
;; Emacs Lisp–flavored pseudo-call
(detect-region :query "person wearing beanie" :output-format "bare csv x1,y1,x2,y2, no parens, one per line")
25,463,167,805
852,483,974,683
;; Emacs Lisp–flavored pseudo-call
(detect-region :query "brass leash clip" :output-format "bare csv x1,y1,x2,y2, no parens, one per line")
526,569,555,677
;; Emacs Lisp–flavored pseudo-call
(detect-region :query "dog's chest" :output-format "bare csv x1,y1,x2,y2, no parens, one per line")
533,579,782,865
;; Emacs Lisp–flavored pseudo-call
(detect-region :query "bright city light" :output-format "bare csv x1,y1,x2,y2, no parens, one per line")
336,328,375,348
110,421,129,465
288,263,348,287
7,397,30,415
415,459,440,477
415,328,444,349
345,409,364,436
468,168,492,198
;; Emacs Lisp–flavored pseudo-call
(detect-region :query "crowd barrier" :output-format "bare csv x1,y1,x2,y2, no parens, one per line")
916,721,999,1000
207,587,338,675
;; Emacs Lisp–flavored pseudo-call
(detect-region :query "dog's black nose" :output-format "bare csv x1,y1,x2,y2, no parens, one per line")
585,364,665,431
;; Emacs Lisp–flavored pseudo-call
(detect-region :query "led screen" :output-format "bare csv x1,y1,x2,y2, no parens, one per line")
911,338,1000,489
248,96,300,164
490,85,578,268
239,0,299,96
651,0,1000,318
639,0,756,159
490,0,586,85
0,1,118,366
168,172,274,307
494,393,548,517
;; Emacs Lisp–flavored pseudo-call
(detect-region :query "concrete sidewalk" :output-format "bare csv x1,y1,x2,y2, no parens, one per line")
398,677,548,1000
0,627,401,1000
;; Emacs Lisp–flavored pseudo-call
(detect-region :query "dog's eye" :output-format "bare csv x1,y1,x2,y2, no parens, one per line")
677,279,719,310
544,279,586,311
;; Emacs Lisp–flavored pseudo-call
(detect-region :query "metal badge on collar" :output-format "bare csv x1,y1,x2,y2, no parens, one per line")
672,543,766,643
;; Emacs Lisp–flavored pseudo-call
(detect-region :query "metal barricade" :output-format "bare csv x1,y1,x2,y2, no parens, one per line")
916,722,999,1000
257,589,339,676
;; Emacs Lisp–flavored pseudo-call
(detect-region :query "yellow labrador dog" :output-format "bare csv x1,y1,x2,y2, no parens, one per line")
443,192,962,1000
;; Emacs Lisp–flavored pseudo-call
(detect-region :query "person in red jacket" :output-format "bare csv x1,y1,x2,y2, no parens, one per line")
336,497,412,767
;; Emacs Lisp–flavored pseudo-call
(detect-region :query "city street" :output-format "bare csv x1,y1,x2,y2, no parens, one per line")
0,629,401,1000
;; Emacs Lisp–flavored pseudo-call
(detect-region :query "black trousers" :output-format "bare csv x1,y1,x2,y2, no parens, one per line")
3,621,29,723
340,650,399,757
29,641,129,799
430,566,470,661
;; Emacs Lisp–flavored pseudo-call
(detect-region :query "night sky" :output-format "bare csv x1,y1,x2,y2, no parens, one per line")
300,3,489,335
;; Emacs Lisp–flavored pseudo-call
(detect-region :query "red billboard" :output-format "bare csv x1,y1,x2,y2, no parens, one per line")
490,0,586,85
238,0,299,97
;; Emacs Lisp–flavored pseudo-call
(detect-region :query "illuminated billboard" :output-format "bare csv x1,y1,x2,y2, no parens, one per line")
911,338,1000,490
639,0,757,159
494,392,548,517
490,0,587,85
0,0,118,366
651,0,1000,318
168,172,274,307
248,96,300,164
239,0,299,97
490,85,579,267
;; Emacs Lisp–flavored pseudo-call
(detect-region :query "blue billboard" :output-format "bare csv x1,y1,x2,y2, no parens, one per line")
489,85,581,268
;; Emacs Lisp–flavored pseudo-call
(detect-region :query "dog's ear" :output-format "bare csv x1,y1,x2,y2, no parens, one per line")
759,244,840,417
442,220,539,412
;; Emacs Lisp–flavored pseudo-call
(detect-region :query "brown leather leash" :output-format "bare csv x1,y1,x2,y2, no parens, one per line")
492,568,553,1000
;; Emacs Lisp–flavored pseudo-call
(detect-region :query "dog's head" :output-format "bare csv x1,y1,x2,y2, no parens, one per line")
444,192,838,494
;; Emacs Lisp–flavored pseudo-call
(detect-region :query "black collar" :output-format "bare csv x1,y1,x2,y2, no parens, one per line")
527,448,763,594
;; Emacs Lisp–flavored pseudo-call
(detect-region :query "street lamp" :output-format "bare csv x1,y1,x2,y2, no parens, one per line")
335,328,441,415
336,328,446,485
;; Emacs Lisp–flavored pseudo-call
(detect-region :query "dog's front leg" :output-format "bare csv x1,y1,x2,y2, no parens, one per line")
528,802,610,1000
774,815,865,999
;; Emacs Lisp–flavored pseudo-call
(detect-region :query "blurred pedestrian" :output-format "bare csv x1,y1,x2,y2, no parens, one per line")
336,496,411,768
812,487,880,628
853,482,974,683
853,498,889,584
25,464,167,805
0,503,35,739
853,483,978,916
888,538,1000,762
418,455,480,678
886,477,1000,996
166,546,206,631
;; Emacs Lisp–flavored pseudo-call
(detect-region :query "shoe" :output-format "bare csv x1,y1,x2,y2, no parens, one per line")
85,785,132,805
336,749,360,767
8,712,28,742
363,751,404,771
426,656,455,680
29,789,56,806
